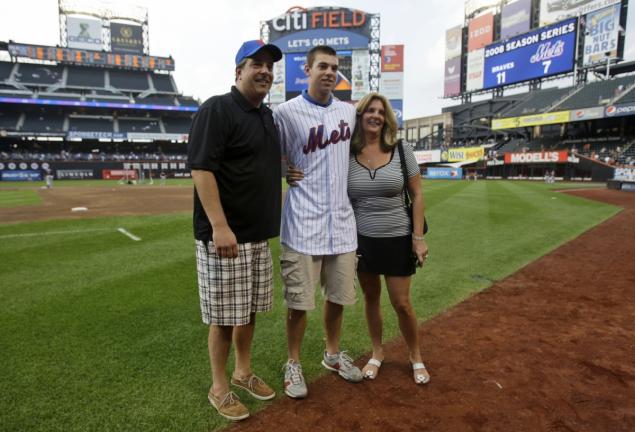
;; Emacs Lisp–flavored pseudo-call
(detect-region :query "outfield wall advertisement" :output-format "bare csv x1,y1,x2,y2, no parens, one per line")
445,146,485,162
504,151,568,164
413,150,441,164
426,167,462,179
483,18,577,89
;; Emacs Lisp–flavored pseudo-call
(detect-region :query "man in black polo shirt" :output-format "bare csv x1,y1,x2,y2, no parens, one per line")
187,39,282,421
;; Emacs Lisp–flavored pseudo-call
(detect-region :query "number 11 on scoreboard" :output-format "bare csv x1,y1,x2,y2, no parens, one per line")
496,71,506,85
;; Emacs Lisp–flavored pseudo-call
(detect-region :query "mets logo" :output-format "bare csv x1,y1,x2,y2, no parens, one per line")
304,120,351,154
606,105,616,116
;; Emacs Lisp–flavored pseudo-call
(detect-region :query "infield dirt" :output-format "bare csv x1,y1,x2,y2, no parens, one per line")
2,186,633,431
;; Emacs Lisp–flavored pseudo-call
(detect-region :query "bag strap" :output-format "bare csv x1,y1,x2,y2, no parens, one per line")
397,140,411,208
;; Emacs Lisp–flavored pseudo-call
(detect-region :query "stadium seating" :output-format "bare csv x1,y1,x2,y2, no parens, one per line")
0,61,14,80
557,76,635,110
0,111,20,130
152,73,176,92
67,66,106,88
14,63,63,86
68,117,114,132
500,87,570,117
118,118,161,133
21,111,64,133
163,117,192,133
108,70,150,91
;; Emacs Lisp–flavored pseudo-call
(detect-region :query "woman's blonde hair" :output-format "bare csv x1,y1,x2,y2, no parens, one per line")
351,92,399,154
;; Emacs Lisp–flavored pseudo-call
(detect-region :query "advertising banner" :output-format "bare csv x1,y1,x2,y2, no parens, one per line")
466,48,485,92
540,0,621,26
483,18,577,89
504,151,569,164
444,57,461,97
67,17,102,50
267,7,371,53
583,4,621,66
110,22,143,54
426,167,463,179
285,53,308,92
413,150,441,164
569,106,605,121
500,0,532,40
491,117,520,129
605,103,635,117
390,99,403,128
270,57,286,104
1,170,42,181
447,146,484,162
56,169,95,179
102,169,138,180
379,72,404,100
352,49,370,100
517,111,570,126
445,25,463,60
468,13,494,52
381,45,404,72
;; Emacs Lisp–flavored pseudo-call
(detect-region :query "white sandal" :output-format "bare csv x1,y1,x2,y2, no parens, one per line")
412,362,430,385
363,358,382,380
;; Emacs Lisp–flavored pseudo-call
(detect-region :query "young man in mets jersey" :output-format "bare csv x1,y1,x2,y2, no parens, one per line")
273,45,363,399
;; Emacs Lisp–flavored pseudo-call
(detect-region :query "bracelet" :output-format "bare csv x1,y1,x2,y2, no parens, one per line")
412,233,425,241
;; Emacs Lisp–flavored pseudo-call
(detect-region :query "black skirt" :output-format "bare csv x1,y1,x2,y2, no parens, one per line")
356,234,416,276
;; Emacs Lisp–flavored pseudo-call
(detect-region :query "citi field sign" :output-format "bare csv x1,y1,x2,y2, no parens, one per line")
266,6,372,53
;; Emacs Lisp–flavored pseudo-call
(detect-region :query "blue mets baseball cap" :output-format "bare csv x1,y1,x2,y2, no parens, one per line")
235,40,283,65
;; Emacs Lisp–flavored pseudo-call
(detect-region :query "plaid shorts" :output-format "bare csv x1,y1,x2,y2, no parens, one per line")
195,240,273,326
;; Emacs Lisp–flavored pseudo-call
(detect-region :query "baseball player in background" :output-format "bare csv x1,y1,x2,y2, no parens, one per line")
274,45,363,399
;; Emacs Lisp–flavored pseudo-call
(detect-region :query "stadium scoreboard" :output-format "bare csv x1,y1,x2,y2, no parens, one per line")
483,18,576,89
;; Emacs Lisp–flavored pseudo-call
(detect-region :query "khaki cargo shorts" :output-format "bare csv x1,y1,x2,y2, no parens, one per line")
280,244,357,310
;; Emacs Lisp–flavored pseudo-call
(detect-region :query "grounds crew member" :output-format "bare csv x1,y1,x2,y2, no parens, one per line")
187,40,282,421
274,45,363,399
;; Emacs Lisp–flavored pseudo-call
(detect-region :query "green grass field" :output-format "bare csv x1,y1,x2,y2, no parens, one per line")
0,180,620,431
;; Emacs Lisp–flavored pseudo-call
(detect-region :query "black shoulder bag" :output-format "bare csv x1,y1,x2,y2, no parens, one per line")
397,140,429,235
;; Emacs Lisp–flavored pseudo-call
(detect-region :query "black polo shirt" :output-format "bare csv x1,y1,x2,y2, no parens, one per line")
188,86,281,243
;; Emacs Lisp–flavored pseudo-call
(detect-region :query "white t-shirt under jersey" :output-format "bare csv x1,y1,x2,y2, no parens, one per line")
274,91,357,255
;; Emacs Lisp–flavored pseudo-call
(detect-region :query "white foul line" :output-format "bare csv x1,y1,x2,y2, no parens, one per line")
0,228,111,239
117,227,141,241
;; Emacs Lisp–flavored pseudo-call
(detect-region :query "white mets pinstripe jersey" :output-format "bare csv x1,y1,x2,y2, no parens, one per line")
274,92,357,255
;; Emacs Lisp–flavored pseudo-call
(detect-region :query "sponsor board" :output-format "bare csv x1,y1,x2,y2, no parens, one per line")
390,100,403,128
379,72,404,100
468,13,494,52
1,170,42,181
540,0,620,26
570,106,604,121
267,7,371,53
426,167,463,179
483,18,576,89
447,147,484,162
517,111,570,127
110,23,144,54
500,0,532,40
352,49,371,100
605,103,635,117
466,48,485,92
126,133,189,141
504,151,568,164
413,150,441,164
583,4,621,66
444,57,461,97
56,169,95,179
491,117,520,129
67,17,102,50
381,45,404,72
102,169,138,180
487,158,505,166
445,25,463,60
270,56,286,104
